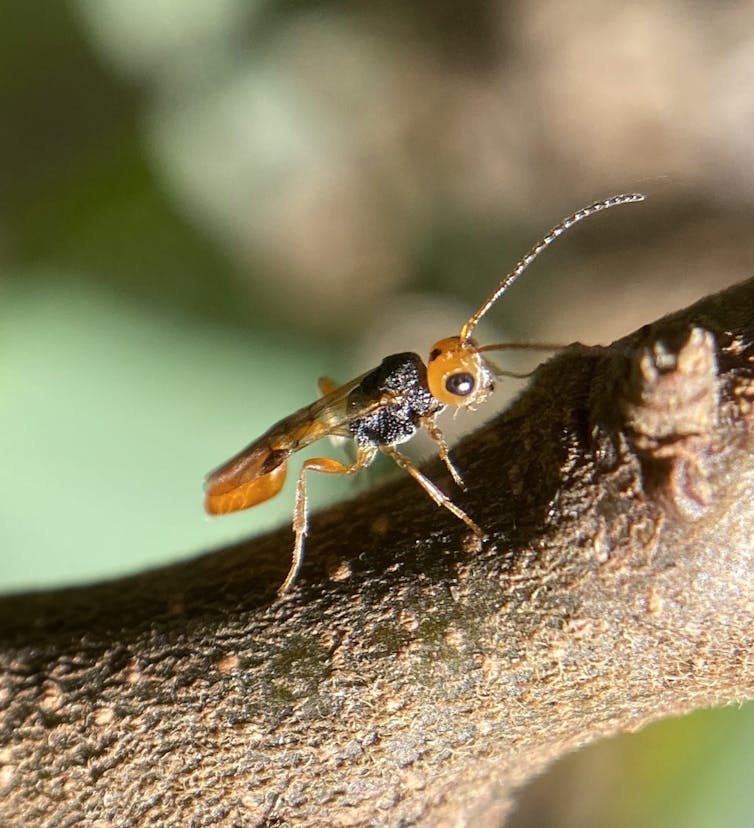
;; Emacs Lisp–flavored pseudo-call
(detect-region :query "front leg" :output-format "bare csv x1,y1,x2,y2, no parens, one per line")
423,416,466,490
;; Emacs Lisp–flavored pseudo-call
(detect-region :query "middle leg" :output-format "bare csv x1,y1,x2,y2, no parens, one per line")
381,445,485,539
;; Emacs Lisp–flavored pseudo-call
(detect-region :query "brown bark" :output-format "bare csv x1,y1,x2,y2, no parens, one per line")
2,278,754,827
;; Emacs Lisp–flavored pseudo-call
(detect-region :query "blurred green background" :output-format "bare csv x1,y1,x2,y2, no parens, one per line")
2,2,753,825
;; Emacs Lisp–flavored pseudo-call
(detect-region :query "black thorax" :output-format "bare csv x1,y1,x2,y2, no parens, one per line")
347,353,443,448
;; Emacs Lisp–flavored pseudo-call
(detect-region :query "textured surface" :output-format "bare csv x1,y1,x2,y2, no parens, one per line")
2,278,754,826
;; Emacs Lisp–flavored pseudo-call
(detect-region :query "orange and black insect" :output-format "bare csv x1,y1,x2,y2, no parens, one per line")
205,193,645,593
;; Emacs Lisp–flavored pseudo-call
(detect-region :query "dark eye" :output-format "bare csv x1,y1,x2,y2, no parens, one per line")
445,372,475,397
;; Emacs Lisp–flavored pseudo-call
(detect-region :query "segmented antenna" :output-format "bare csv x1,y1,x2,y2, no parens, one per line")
459,193,645,344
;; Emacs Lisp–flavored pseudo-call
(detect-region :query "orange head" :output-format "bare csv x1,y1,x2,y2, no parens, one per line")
427,195,646,408
426,336,495,408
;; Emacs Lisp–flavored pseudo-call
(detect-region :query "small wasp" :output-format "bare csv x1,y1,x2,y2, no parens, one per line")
205,193,645,593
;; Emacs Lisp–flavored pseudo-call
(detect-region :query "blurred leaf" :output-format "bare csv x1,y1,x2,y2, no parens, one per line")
0,277,342,590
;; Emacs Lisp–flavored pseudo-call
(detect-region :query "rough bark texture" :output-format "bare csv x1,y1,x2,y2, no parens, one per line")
2,278,754,827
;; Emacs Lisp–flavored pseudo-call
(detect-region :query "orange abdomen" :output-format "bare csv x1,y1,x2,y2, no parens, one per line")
204,460,288,515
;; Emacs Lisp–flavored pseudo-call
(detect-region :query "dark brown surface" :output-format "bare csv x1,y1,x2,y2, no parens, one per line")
2,278,754,827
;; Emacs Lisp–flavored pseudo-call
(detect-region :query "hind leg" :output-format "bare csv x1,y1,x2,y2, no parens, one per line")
281,445,376,594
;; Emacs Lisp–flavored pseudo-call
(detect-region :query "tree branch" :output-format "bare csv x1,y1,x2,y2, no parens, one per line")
2,278,754,827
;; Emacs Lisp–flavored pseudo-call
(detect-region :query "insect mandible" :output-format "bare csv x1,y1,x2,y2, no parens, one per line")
204,193,645,593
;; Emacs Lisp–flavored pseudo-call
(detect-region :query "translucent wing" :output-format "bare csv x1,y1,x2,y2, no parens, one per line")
204,369,382,514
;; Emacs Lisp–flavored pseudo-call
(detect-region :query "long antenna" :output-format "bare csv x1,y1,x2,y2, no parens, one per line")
459,193,645,344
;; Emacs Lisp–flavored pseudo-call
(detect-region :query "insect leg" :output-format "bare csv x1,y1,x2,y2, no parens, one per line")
281,445,377,594
318,377,339,396
381,446,485,539
422,416,466,490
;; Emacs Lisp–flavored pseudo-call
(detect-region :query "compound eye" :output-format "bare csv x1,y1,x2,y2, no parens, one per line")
445,372,475,397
